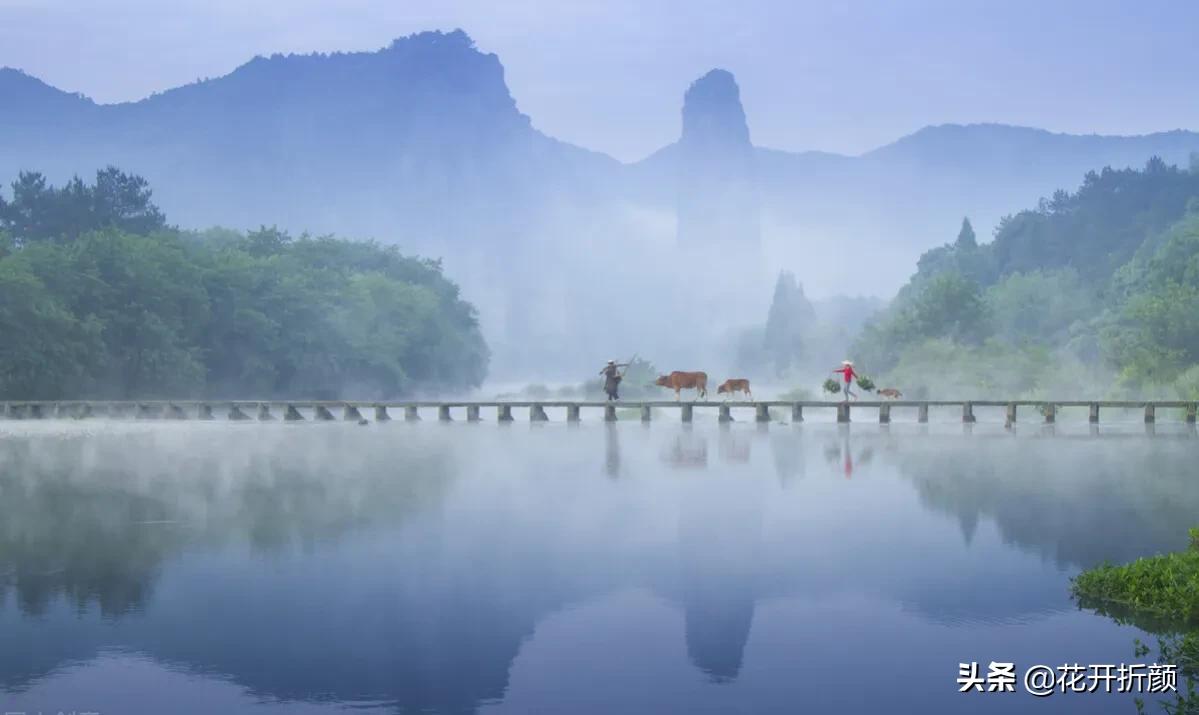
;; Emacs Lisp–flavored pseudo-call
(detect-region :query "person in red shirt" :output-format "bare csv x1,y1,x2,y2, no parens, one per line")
832,360,858,401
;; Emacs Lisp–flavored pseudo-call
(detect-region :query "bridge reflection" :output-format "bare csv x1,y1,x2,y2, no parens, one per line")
0,424,1194,713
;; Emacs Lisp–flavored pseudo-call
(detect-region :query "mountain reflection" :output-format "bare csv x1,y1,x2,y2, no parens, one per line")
0,424,1194,714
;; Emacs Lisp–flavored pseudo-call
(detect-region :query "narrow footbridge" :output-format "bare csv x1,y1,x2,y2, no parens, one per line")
1,400,1196,424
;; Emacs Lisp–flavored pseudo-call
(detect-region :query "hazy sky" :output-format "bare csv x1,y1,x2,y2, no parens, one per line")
2,0,1198,161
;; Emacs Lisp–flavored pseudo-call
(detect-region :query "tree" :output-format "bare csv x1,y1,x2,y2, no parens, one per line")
0,167,166,244
955,217,977,249
0,168,490,399
762,270,816,376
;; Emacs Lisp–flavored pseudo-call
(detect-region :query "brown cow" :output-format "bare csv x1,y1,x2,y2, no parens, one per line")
655,371,708,400
716,378,752,400
878,388,903,399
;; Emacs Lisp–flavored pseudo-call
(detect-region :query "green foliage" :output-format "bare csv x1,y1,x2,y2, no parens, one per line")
1073,546,1199,625
822,378,841,395
0,171,488,399
855,375,876,392
0,167,166,244
1073,532,1199,712
856,160,1199,395
985,268,1096,345
854,272,989,372
1102,209,1199,385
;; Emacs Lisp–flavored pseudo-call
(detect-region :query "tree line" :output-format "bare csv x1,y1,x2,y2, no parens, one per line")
851,157,1199,398
0,168,488,399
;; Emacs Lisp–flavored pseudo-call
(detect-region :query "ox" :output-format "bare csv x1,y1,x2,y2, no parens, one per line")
655,371,708,400
716,378,752,400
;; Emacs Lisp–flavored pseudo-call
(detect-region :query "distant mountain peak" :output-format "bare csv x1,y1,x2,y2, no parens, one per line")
681,68,750,149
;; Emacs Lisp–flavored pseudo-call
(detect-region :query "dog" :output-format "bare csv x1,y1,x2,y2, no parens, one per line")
878,388,903,399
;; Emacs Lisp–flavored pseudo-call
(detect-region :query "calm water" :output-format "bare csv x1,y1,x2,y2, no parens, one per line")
1,419,1196,714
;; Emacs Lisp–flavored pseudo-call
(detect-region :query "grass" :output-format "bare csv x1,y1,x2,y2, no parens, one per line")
1072,540,1199,625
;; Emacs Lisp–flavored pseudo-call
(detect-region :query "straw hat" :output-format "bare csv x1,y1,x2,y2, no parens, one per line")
608,359,616,364
842,360,853,365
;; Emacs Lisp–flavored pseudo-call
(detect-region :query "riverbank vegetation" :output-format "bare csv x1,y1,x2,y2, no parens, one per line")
1073,530,1199,714
0,168,488,399
849,158,1199,399
1073,530,1199,624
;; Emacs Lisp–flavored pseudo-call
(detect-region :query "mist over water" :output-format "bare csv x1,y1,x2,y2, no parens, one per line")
1,420,1194,714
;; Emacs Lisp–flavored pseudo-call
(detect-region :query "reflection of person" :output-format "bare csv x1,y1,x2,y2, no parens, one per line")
604,422,621,478
832,360,858,401
599,360,629,401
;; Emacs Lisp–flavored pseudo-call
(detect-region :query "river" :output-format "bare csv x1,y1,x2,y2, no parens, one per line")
0,420,1194,714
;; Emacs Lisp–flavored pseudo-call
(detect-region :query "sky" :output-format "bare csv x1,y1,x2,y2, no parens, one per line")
2,0,1198,162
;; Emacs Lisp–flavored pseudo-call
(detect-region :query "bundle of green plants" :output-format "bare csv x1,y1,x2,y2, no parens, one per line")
856,375,876,392
822,379,842,395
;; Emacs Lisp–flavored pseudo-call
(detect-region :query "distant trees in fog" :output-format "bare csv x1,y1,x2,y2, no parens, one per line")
852,158,1199,398
0,169,488,399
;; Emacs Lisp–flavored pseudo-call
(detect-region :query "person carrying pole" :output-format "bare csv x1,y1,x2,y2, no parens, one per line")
832,360,858,402
600,359,631,401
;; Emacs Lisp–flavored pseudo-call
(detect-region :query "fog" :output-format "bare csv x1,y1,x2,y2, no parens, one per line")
1,421,1193,713
4,31,1199,399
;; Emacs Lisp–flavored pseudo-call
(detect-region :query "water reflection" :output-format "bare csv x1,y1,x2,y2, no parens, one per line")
0,423,1193,714
661,431,708,469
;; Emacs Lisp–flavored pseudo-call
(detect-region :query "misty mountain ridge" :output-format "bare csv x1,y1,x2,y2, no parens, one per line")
3,29,1199,377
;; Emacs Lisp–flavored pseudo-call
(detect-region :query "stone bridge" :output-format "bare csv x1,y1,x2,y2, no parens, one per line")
1,400,1196,425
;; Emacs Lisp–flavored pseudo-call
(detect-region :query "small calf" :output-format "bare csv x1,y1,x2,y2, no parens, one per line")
716,379,752,400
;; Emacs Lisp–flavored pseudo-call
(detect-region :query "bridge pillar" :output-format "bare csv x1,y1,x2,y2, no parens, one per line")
167,403,188,420
1043,403,1056,424
375,405,390,422
498,405,514,422
917,404,929,423
404,405,421,422
755,404,770,423
1187,403,1197,424
439,405,453,422
531,404,549,422
792,403,803,423
604,405,617,422
962,402,975,424
718,404,733,423
285,405,304,421
198,404,215,420
467,405,481,422
54,403,70,419
640,404,652,422
837,403,850,423
0,402,7,419
681,404,693,423
1089,403,1100,424
343,404,364,422
1144,404,1156,423
566,404,580,423
879,403,891,424
1004,403,1016,427
314,405,336,421
257,403,273,421
75,403,94,420
228,404,252,421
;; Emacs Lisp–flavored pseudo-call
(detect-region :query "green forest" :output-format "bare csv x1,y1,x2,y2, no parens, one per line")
0,168,489,399
846,156,1199,399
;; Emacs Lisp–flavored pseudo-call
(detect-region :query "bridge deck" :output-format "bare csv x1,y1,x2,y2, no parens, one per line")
0,399,1195,425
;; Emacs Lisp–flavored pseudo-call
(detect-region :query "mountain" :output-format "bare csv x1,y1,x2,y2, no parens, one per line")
3,30,1199,378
